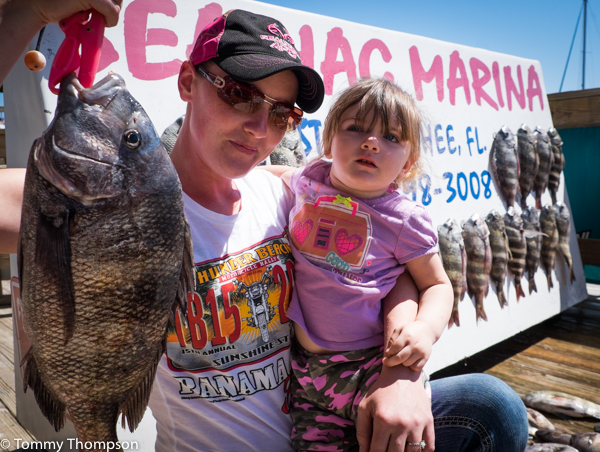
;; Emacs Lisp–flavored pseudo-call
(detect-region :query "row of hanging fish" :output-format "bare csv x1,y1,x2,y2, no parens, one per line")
438,202,575,326
489,125,565,210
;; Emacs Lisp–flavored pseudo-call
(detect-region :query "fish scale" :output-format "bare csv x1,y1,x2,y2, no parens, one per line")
484,210,510,308
489,126,520,208
517,124,539,209
503,207,527,300
522,206,542,294
540,205,559,290
438,218,467,327
533,127,554,210
461,214,492,322
19,73,195,448
548,128,565,205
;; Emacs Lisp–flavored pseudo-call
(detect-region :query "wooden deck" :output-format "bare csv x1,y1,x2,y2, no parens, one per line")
0,283,598,450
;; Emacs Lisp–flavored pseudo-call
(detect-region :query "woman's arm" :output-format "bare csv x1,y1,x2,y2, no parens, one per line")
0,168,26,254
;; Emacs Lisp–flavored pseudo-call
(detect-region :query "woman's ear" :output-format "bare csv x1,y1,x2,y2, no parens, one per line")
178,61,195,102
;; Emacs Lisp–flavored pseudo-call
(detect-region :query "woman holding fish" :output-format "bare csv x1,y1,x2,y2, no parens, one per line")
0,5,529,452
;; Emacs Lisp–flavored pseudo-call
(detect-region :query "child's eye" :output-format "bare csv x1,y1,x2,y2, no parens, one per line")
347,124,360,132
384,134,399,143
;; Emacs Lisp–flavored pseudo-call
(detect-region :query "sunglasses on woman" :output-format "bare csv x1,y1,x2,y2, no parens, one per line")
195,66,303,131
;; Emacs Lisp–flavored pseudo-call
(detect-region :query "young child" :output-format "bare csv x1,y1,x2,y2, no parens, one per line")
269,77,453,451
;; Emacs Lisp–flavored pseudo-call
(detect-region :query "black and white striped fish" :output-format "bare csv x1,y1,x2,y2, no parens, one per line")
485,210,510,308
438,218,468,327
553,202,576,283
547,128,565,205
489,126,520,208
503,207,527,301
462,214,492,322
533,127,554,210
521,206,542,294
517,124,539,209
540,205,559,290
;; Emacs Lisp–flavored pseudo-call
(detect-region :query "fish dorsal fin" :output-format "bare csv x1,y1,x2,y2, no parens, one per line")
36,210,75,345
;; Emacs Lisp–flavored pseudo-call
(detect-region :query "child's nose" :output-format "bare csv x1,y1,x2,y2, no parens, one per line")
361,137,379,152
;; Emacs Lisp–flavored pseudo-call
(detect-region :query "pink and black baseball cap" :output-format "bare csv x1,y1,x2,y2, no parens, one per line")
189,9,325,114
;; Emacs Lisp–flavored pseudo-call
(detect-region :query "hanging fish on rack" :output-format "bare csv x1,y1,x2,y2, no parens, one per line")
503,208,527,301
540,205,559,290
547,128,565,205
438,219,468,327
485,210,510,308
553,202,576,283
533,127,554,210
521,206,543,294
517,124,539,209
462,214,492,322
489,126,520,208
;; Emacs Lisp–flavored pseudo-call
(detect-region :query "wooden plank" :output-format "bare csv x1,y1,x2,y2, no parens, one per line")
0,401,36,449
549,89,600,129
578,238,600,267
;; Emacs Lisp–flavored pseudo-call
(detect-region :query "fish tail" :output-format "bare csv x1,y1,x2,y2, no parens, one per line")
449,305,460,328
476,299,488,322
23,348,66,431
551,191,557,205
536,196,542,210
570,264,576,283
496,284,508,308
515,280,525,301
528,275,537,294
547,272,553,290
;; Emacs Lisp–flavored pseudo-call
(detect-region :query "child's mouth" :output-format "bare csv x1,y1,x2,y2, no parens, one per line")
357,159,376,168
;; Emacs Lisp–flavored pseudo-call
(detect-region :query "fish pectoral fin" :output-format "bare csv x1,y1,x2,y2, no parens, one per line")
23,349,66,431
36,210,76,345
175,218,195,319
119,348,162,433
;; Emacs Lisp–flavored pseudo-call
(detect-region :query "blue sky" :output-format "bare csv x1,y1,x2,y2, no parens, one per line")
259,0,597,94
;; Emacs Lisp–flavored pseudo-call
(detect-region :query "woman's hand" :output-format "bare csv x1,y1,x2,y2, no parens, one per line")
356,365,434,452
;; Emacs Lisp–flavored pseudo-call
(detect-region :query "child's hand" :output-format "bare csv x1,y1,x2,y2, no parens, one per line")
382,320,435,371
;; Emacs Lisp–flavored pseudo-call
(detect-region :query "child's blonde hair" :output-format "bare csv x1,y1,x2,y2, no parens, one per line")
321,77,423,185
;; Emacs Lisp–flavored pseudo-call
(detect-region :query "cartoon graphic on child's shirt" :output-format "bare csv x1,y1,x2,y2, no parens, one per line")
290,195,373,271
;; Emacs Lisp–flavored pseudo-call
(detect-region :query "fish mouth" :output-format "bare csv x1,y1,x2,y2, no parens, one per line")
34,74,131,204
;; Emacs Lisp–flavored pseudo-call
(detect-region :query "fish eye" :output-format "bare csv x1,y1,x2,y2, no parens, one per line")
124,129,141,149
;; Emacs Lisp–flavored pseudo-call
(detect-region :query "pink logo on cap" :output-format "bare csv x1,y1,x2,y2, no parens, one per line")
261,22,299,60
267,23,295,45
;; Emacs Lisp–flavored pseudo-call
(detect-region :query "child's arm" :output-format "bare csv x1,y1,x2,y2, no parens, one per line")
383,252,453,371
255,164,294,188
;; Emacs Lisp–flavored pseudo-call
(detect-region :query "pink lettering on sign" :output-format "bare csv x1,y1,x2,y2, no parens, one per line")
527,65,544,111
409,46,443,101
185,3,223,59
447,51,471,106
124,0,182,81
359,39,393,81
320,27,357,95
298,25,315,69
504,65,525,111
408,47,544,112
470,57,498,110
492,62,505,108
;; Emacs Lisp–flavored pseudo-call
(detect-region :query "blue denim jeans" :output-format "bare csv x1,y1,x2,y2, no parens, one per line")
431,373,528,452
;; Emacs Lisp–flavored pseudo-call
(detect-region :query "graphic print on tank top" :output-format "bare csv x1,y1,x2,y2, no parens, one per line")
166,233,294,375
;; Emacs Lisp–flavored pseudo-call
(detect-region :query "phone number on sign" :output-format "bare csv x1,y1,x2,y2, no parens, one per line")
404,170,493,206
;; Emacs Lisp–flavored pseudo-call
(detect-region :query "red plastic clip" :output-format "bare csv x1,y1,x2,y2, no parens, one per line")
48,10,105,94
